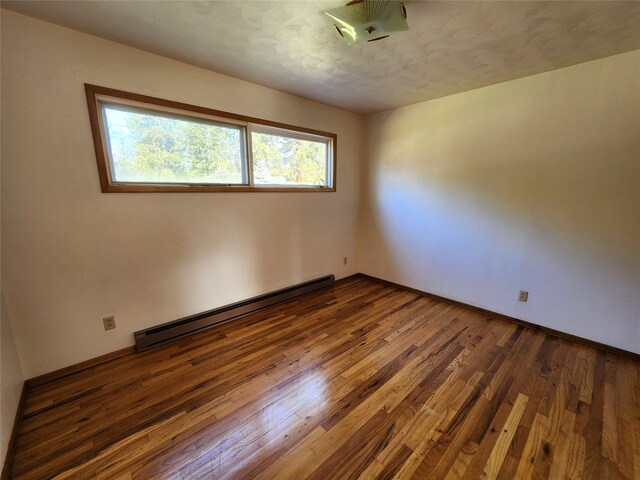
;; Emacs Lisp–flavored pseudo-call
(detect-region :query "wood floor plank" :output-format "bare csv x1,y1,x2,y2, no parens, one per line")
481,392,528,479
8,276,639,479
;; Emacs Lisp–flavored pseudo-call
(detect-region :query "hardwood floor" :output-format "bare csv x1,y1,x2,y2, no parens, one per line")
9,276,640,479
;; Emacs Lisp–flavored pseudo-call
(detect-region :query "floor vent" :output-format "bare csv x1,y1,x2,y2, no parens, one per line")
134,274,335,352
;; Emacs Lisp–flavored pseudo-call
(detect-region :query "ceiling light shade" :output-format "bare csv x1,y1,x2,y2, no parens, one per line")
325,0,408,45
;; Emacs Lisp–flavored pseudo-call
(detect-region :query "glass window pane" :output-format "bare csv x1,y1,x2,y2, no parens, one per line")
251,131,328,186
103,105,246,184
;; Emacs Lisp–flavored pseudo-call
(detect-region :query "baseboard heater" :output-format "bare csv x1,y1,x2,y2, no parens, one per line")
133,274,335,352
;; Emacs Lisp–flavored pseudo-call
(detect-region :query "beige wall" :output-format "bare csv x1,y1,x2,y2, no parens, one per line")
1,297,25,467
1,12,26,463
361,50,640,354
1,11,364,378
3,10,639,382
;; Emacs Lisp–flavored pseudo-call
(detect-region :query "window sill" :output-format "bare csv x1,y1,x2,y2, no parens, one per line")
100,183,336,193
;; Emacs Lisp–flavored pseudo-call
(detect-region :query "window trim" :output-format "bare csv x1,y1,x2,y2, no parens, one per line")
85,84,337,193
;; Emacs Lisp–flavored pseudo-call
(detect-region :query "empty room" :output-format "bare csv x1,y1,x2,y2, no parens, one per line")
1,1,639,479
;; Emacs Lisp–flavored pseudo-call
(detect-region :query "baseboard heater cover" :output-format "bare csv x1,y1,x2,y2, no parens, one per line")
134,274,335,352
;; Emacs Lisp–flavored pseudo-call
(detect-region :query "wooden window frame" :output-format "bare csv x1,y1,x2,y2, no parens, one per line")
85,84,337,193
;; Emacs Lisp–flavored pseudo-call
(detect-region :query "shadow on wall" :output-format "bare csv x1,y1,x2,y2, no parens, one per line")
360,65,640,351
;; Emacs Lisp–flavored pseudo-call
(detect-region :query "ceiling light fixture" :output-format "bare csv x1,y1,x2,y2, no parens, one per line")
325,0,408,46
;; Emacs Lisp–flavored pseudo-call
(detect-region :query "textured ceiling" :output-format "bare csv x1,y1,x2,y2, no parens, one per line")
3,1,640,113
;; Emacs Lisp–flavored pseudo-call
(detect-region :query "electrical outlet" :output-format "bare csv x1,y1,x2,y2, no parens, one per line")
343,257,348,265
103,315,116,331
518,291,529,302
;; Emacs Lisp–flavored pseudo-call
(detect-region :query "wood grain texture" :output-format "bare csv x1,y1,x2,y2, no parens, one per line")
1,383,26,480
359,274,640,362
25,346,136,389
7,276,640,479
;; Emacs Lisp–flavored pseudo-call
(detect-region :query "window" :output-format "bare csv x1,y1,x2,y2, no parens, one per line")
251,126,331,187
85,84,336,192
103,105,247,185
